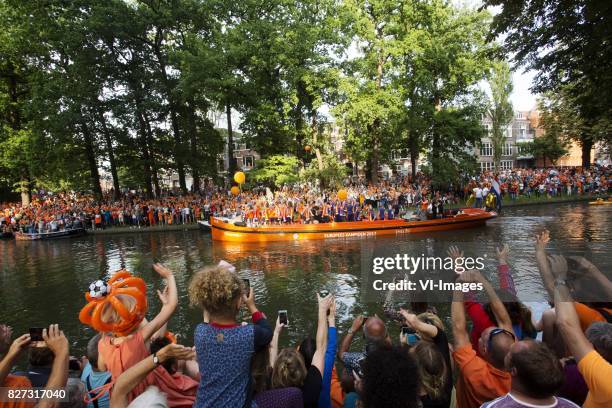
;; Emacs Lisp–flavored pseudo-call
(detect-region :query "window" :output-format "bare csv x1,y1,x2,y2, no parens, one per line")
500,160,513,170
502,143,513,156
243,156,254,168
519,125,526,139
484,123,491,135
480,162,494,171
480,143,492,157
516,112,524,119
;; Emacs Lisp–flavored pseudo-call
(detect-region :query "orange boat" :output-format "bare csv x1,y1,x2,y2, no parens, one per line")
211,208,496,243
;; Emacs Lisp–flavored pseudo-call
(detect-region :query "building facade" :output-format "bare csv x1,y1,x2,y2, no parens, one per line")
476,110,537,171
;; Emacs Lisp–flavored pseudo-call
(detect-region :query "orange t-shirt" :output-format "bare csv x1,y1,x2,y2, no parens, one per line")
0,375,35,408
453,344,511,408
99,330,154,401
574,303,612,333
578,350,612,408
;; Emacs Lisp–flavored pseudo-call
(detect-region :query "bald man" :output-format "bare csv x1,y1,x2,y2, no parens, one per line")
451,271,516,408
338,315,390,374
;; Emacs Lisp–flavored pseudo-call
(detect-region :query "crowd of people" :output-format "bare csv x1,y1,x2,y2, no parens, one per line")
1,229,611,408
1,166,609,234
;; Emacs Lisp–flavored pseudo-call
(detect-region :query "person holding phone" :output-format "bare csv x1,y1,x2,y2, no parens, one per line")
269,293,334,408
189,262,272,408
399,309,452,408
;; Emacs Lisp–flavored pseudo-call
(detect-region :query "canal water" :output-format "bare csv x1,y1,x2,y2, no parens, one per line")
1,202,609,354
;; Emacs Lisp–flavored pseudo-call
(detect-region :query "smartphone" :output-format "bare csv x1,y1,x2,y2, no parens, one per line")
278,310,288,326
401,326,415,336
319,289,329,297
242,279,250,294
29,327,45,347
407,334,419,345
29,327,43,342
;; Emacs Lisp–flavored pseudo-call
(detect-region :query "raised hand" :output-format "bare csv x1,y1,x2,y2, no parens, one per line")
535,230,550,252
399,308,418,328
6,334,31,359
242,287,257,313
157,343,196,363
448,245,464,260
157,285,169,305
350,315,366,333
547,255,568,281
275,316,285,333
153,263,174,279
317,292,333,314
43,324,69,357
327,296,337,327
496,244,510,264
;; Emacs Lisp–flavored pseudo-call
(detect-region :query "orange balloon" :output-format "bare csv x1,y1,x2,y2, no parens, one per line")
234,171,246,184
231,186,240,196
337,189,348,201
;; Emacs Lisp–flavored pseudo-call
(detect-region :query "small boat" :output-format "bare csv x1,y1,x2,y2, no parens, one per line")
15,228,86,241
589,198,612,205
197,220,212,232
210,208,497,243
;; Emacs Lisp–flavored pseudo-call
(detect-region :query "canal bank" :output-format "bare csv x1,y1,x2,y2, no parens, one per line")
85,194,607,235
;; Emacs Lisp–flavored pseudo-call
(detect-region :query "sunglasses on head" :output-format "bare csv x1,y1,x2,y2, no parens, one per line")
487,328,516,351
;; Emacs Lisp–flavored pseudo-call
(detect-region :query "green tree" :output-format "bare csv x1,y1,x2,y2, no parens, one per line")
484,0,612,167
487,60,514,171
250,155,300,188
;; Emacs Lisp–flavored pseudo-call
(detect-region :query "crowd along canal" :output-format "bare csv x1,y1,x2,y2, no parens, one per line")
1,202,609,354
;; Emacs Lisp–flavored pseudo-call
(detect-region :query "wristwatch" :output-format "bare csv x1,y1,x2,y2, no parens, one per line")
152,353,160,366
347,328,354,335
554,278,567,287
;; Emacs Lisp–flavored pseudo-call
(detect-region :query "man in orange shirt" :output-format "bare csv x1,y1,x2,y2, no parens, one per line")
451,271,514,408
548,255,612,408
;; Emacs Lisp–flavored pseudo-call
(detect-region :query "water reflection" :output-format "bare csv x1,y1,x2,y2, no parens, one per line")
0,202,609,353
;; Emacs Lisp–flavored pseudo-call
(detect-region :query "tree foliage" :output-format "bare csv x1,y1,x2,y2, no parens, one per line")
487,60,513,171
484,0,612,167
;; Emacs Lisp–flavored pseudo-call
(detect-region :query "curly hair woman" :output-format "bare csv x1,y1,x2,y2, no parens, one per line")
189,262,272,408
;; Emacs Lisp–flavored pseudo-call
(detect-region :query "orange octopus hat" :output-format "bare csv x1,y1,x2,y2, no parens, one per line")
79,270,148,336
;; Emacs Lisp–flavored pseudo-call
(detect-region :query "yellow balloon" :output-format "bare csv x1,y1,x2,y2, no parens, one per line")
234,171,246,184
230,186,240,196
305,145,311,152
337,189,348,201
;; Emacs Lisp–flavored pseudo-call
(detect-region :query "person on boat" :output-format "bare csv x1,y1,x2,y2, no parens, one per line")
473,184,484,208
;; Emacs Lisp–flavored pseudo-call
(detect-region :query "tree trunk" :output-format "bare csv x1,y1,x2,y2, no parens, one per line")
186,101,200,192
226,101,236,180
152,33,187,192
6,63,31,205
136,111,154,198
20,176,31,206
98,110,121,199
408,131,418,179
80,122,103,200
142,112,160,197
581,137,592,168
